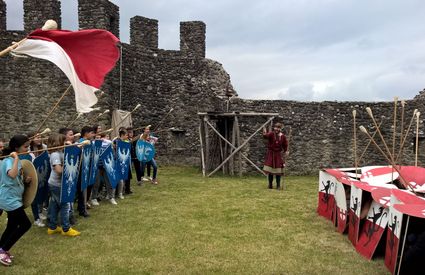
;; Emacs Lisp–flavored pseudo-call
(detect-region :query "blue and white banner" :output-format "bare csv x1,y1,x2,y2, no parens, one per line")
101,144,118,189
136,140,155,162
116,140,131,180
89,140,103,186
80,143,92,190
60,146,81,203
33,151,51,204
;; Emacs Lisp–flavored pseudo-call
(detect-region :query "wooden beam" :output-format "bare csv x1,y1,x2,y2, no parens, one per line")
235,115,242,176
207,117,274,177
198,123,206,177
205,119,265,176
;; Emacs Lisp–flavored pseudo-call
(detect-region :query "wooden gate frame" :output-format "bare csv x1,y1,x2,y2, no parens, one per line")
198,112,279,177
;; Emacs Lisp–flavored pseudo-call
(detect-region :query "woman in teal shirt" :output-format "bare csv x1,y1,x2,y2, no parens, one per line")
0,135,32,266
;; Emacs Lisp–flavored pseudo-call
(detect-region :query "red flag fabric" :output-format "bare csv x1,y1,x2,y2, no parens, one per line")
12,29,120,113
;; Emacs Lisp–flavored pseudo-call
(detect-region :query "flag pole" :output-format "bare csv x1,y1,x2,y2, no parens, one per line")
0,140,90,159
35,84,72,133
0,39,27,57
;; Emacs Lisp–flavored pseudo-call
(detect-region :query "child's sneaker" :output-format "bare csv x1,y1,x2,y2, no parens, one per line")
61,228,81,237
91,199,99,206
47,226,63,235
0,249,12,266
118,193,124,199
39,213,47,220
142,177,150,182
152,179,158,185
109,198,118,205
34,219,45,227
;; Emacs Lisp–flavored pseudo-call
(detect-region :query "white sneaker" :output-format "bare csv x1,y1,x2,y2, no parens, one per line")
142,177,150,182
109,198,118,205
118,194,125,199
149,177,153,181
34,219,45,227
91,199,99,206
39,213,47,220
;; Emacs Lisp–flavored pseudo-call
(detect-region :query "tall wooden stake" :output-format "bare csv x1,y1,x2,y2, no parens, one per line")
415,112,421,166
353,110,358,178
392,97,398,160
36,85,72,133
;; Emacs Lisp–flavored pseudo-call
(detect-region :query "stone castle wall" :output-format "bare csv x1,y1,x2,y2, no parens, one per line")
1,0,424,175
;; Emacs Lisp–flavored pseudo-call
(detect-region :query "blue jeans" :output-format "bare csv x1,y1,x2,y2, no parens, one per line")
141,159,157,180
48,186,70,231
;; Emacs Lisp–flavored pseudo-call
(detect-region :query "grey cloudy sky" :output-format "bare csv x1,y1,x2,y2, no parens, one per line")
5,0,425,102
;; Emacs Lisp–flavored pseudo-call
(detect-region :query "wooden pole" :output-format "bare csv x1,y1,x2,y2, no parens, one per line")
235,115,242,177
366,107,396,163
204,116,210,172
396,109,418,163
36,85,72,133
0,140,90,159
282,127,292,190
219,120,225,175
153,108,174,132
396,215,410,275
399,100,406,162
230,118,236,176
0,38,27,57
415,112,421,166
88,110,110,125
208,117,274,177
68,113,83,128
359,126,411,189
358,120,384,165
392,97,398,160
205,119,266,176
199,123,206,177
353,110,358,179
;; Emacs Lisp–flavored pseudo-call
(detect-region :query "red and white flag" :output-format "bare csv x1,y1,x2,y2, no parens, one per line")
12,29,120,113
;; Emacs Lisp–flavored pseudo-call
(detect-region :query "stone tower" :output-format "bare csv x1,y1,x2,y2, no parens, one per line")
78,0,119,38
130,16,158,49
180,21,206,58
23,0,61,32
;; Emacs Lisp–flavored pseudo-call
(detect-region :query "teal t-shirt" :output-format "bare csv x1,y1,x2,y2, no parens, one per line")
0,157,24,211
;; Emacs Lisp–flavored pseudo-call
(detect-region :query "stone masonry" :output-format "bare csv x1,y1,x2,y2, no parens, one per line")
0,0,424,175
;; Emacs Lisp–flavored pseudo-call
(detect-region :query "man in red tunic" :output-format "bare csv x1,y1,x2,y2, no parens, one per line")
263,122,288,190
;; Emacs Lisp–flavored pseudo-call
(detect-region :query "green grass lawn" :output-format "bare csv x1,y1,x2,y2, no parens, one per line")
1,166,388,274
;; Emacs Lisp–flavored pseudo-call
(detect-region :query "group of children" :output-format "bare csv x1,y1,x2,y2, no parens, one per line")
0,125,158,266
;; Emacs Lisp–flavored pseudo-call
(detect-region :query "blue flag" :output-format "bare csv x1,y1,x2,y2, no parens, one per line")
19,154,33,161
80,143,92,190
61,146,81,203
136,140,155,162
33,151,51,204
116,140,131,180
101,144,118,189
89,140,103,186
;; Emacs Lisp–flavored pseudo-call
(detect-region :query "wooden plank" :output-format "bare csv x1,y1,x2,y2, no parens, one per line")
204,119,265,176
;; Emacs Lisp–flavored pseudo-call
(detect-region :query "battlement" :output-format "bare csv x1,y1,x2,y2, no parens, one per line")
129,16,206,58
1,0,206,57
0,0,6,31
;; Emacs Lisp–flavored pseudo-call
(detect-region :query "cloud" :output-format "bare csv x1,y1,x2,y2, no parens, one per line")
4,0,425,102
